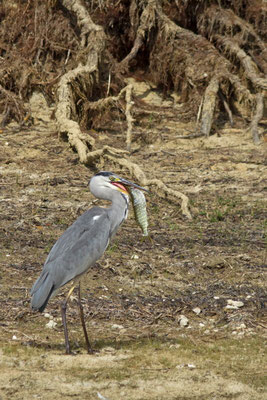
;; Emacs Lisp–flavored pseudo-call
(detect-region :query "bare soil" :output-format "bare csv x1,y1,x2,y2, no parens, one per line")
0,90,266,399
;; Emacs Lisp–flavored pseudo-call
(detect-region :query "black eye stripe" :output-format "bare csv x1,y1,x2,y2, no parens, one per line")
95,171,113,177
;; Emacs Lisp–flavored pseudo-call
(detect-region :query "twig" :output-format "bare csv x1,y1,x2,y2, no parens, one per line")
64,49,71,65
106,71,111,96
161,150,176,156
176,132,204,139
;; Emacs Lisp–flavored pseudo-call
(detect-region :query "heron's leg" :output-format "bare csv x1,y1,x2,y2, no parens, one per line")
78,282,93,354
61,285,76,355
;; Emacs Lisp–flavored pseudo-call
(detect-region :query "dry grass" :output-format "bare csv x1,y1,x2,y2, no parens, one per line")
0,92,266,399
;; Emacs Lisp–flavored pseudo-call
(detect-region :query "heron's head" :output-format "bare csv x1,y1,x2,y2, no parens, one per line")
90,171,148,199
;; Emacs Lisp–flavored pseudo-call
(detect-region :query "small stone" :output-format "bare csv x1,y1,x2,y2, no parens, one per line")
199,322,205,327
111,324,124,330
192,307,201,315
187,363,196,369
131,254,139,259
176,363,196,369
236,323,246,330
12,335,17,340
204,329,210,334
178,315,189,327
46,320,57,329
44,313,51,319
214,296,220,300
226,300,244,309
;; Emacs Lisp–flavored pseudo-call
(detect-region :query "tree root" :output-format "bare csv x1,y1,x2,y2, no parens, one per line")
198,5,267,73
55,0,106,162
56,64,96,162
119,0,156,70
125,84,134,151
214,35,267,90
250,93,264,145
218,90,233,127
55,0,266,157
85,145,192,219
120,33,143,71
200,77,219,136
145,178,192,220
121,1,264,139
61,0,103,50
123,1,258,138
0,84,26,124
84,84,135,151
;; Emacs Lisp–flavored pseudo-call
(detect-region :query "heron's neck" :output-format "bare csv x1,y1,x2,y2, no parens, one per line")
108,191,129,237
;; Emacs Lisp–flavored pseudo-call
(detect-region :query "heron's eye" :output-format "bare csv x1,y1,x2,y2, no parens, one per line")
109,176,117,182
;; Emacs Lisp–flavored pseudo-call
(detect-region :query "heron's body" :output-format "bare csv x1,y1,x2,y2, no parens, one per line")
30,171,146,354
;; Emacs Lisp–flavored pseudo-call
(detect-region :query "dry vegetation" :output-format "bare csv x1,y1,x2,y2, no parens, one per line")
0,1,266,150
0,87,266,398
0,1,266,399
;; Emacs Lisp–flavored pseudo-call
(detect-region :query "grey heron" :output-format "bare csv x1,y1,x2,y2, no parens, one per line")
30,171,148,354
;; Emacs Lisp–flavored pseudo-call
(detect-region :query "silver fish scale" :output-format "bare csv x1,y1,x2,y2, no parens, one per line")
129,188,148,236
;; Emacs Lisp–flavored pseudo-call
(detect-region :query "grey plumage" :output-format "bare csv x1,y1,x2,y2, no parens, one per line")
30,208,110,311
30,171,148,354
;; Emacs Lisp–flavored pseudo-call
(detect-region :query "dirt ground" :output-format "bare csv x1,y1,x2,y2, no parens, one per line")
0,87,266,400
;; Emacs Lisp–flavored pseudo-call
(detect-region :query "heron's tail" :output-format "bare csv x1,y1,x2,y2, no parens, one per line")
30,271,55,312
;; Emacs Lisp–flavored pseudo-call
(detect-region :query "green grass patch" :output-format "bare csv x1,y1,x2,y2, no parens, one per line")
90,336,266,390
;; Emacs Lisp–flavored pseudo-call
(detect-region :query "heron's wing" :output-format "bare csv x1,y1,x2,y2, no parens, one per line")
45,207,107,263
31,207,111,296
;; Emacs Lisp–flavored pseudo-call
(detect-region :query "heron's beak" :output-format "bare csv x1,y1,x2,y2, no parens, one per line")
111,177,148,194
117,178,149,192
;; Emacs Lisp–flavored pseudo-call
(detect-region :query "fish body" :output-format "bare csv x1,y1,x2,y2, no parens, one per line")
129,188,149,236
